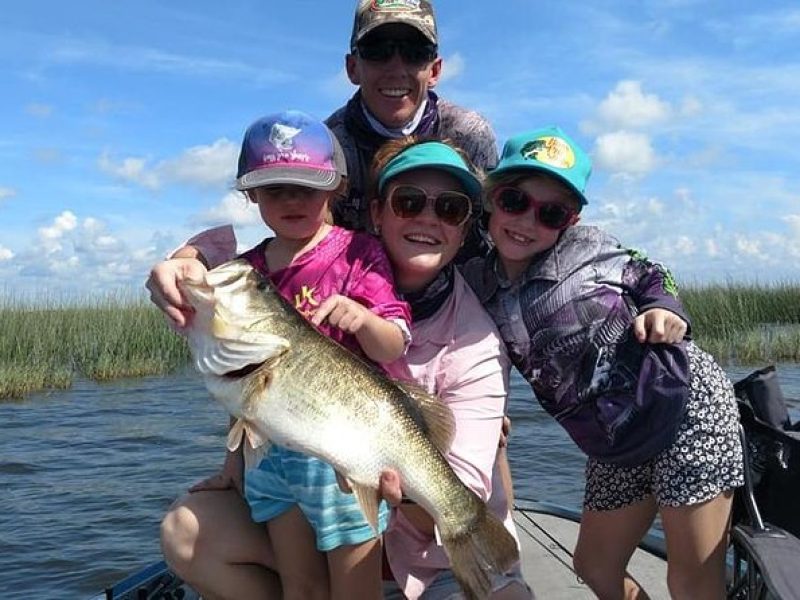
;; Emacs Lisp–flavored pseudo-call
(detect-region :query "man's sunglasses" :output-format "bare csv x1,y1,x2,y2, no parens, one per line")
388,185,472,227
491,187,577,230
356,39,438,66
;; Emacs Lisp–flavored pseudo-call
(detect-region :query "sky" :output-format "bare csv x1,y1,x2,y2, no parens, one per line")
2,0,800,298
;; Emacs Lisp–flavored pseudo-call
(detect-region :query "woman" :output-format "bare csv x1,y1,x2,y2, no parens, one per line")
147,137,528,599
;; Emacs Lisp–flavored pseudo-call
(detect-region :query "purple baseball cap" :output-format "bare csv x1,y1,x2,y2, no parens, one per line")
235,110,347,192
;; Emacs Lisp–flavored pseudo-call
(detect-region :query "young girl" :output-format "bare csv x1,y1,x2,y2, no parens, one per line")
173,110,411,599
464,126,744,599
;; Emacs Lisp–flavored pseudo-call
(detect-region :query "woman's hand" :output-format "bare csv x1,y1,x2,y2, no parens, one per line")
145,258,208,329
633,308,688,344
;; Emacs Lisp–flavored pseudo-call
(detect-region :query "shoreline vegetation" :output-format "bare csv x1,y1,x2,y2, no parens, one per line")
2,283,799,400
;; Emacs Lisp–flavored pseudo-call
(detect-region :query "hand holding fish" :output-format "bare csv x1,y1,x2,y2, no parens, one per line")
633,308,687,345
146,257,208,329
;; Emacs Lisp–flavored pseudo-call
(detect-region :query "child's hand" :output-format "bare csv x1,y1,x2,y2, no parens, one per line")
310,294,370,333
633,308,687,344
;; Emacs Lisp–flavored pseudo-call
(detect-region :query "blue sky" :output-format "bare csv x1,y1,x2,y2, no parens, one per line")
2,0,799,296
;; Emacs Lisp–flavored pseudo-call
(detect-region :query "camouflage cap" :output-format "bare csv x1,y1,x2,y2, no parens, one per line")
350,0,438,51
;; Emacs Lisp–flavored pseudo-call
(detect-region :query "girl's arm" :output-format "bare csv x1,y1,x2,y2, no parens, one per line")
310,295,407,363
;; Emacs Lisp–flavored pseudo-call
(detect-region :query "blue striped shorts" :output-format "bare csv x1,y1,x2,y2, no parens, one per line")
244,444,389,552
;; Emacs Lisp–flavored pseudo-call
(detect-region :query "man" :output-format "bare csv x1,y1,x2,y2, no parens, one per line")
328,0,497,260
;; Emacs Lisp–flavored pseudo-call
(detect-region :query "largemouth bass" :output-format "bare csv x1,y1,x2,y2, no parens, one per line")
179,258,519,600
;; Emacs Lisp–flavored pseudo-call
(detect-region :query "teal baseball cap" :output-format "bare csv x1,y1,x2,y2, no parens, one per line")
491,126,591,205
377,141,482,202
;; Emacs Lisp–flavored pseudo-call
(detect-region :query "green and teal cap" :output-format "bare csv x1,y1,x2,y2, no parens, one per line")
491,126,592,205
377,141,482,201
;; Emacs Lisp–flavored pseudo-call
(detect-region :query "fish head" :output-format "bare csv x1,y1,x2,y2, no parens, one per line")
179,258,291,380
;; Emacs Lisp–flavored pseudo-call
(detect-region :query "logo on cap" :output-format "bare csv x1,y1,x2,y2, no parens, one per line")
269,123,301,151
521,136,576,170
370,0,421,12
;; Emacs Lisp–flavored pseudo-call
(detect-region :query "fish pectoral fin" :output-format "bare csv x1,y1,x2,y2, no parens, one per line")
396,382,455,455
349,481,382,534
226,419,247,452
242,440,269,471
227,419,270,470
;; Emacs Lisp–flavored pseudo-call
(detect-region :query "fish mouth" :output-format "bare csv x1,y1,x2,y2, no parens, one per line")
222,361,266,379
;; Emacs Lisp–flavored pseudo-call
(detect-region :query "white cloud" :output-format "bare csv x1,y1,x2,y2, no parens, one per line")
98,152,160,190
439,52,465,83
593,130,657,175
195,191,262,227
0,187,16,202
0,245,13,261
97,138,237,191
594,81,671,131
161,139,238,187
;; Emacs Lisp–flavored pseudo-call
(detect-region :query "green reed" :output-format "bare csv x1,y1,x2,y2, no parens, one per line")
1,282,798,399
0,294,189,400
680,281,800,364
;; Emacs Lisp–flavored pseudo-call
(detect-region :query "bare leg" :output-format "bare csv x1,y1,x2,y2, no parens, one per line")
660,490,733,600
160,490,281,600
497,446,516,510
266,505,330,600
573,496,657,600
327,537,383,600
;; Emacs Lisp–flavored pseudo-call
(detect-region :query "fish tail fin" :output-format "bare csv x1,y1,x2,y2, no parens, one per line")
441,504,519,600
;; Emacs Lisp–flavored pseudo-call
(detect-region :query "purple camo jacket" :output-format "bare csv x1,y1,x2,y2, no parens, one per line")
462,225,692,466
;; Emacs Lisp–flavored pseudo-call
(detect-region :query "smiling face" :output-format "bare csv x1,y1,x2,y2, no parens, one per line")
488,174,580,281
371,168,468,292
346,24,442,129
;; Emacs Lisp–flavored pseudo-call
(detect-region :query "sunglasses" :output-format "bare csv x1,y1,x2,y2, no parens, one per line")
491,187,577,230
356,38,438,66
387,185,472,227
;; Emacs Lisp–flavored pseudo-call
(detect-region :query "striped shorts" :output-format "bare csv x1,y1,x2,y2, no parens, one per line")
244,445,388,552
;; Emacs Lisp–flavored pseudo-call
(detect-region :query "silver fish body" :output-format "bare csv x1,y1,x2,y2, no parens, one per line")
180,259,519,599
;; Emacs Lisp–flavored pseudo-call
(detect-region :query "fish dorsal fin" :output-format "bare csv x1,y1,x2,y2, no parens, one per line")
396,382,455,455
348,479,383,534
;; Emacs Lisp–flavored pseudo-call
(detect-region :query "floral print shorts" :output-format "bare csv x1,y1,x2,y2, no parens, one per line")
584,342,745,510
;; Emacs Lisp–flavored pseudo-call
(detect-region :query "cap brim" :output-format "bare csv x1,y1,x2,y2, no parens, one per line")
236,167,341,192
353,20,437,49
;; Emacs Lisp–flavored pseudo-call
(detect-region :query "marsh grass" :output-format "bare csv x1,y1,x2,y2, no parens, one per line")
0,282,798,399
0,293,189,399
681,281,800,364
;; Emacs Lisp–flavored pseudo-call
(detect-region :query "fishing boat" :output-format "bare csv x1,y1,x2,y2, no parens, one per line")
93,367,800,599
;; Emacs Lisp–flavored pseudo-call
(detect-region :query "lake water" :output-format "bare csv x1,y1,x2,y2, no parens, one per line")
1,364,799,599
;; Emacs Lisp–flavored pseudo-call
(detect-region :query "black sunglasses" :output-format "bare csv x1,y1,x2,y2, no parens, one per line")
388,185,472,227
491,187,577,230
356,39,438,66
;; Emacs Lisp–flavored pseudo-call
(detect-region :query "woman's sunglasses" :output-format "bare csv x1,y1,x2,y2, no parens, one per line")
387,185,472,227
355,39,438,66
491,187,577,230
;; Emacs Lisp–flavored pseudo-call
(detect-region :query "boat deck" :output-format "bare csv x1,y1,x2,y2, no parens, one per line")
514,505,669,599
